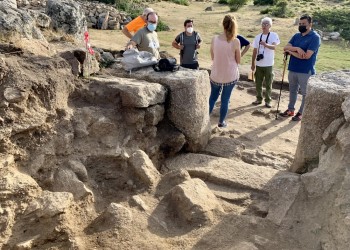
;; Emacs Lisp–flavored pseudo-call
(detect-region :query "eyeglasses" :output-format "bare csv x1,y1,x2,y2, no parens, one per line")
148,20,157,24
262,23,270,27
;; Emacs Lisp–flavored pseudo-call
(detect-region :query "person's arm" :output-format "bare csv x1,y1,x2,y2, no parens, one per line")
251,48,257,71
126,40,137,50
210,37,214,60
285,49,315,59
260,41,277,50
122,26,133,39
172,40,183,50
284,43,306,57
196,34,202,49
234,39,241,64
241,43,250,57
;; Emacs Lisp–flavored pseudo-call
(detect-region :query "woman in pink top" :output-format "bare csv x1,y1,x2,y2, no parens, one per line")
209,15,241,128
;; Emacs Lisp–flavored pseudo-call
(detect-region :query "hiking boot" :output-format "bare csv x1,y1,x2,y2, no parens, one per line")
279,109,294,117
265,102,272,108
292,112,302,121
252,100,262,105
218,121,227,128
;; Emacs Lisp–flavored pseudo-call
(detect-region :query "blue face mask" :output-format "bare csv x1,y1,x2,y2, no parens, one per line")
147,23,157,32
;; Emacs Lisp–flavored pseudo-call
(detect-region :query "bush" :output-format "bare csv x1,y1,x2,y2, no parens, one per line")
260,8,270,14
253,0,273,5
270,0,294,17
156,19,170,32
218,0,229,3
228,0,249,11
115,0,143,19
168,0,190,6
313,9,350,40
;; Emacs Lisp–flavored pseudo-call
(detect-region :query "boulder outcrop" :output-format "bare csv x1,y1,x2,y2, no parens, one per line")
291,70,350,173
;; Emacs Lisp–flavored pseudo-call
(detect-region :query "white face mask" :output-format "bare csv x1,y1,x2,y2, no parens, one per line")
186,27,193,33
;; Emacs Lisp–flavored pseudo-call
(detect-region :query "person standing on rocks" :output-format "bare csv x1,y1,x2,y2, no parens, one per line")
251,17,280,108
280,14,321,121
172,19,202,69
122,7,154,39
209,15,241,128
126,12,160,59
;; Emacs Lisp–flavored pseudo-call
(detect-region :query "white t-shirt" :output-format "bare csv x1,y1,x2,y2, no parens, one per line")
252,32,280,67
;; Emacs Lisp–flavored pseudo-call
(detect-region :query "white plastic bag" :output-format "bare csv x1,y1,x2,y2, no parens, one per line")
121,48,157,71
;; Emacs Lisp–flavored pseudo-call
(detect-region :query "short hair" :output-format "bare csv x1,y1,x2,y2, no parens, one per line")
300,14,312,23
146,12,158,21
184,19,193,27
261,17,272,26
143,7,154,16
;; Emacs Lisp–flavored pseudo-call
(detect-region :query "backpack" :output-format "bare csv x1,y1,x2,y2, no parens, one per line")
179,31,200,63
179,31,200,47
153,58,179,72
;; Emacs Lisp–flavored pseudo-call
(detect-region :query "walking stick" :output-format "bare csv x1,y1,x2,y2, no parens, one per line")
275,52,289,120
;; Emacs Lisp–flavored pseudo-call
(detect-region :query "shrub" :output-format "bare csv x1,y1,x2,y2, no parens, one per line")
228,0,249,11
270,0,294,17
115,0,143,19
253,0,273,5
313,9,350,40
260,8,270,14
218,0,229,3
168,0,190,6
156,19,170,32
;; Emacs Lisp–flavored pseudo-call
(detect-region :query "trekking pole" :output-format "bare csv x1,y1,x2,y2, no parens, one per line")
275,52,289,120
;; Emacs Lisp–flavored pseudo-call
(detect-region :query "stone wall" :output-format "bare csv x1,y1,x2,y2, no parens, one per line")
16,0,130,30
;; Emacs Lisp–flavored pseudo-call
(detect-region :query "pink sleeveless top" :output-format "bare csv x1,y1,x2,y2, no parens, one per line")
210,35,239,84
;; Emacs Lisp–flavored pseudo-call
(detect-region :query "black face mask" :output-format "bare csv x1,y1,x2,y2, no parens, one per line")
298,25,307,33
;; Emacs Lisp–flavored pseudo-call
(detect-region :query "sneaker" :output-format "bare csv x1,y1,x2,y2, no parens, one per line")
252,100,262,105
218,121,227,128
292,112,302,121
279,109,294,117
265,102,272,108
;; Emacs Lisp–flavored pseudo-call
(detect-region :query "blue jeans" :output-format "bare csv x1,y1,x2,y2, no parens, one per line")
287,71,311,114
209,82,236,124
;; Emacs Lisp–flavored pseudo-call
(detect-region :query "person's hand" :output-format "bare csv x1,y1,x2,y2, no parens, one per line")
126,44,134,50
251,64,256,72
260,41,267,47
196,44,201,49
296,47,306,57
179,45,184,50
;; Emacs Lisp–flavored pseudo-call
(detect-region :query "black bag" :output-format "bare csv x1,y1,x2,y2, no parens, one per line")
153,58,179,72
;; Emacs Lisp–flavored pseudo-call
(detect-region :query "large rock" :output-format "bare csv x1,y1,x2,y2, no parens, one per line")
165,153,279,192
88,77,167,108
128,150,160,187
0,3,44,40
25,191,74,218
87,203,132,232
51,168,93,200
46,0,86,40
291,70,350,173
108,67,211,152
0,0,16,8
167,178,223,226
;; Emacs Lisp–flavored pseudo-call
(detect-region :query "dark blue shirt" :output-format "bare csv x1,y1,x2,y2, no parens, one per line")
237,35,250,49
288,30,321,75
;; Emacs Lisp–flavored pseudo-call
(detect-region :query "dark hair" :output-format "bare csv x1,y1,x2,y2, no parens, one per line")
300,14,312,24
223,15,238,42
146,12,158,21
184,19,193,27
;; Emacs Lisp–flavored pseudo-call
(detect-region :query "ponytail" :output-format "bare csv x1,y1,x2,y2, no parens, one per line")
223,15,238,42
